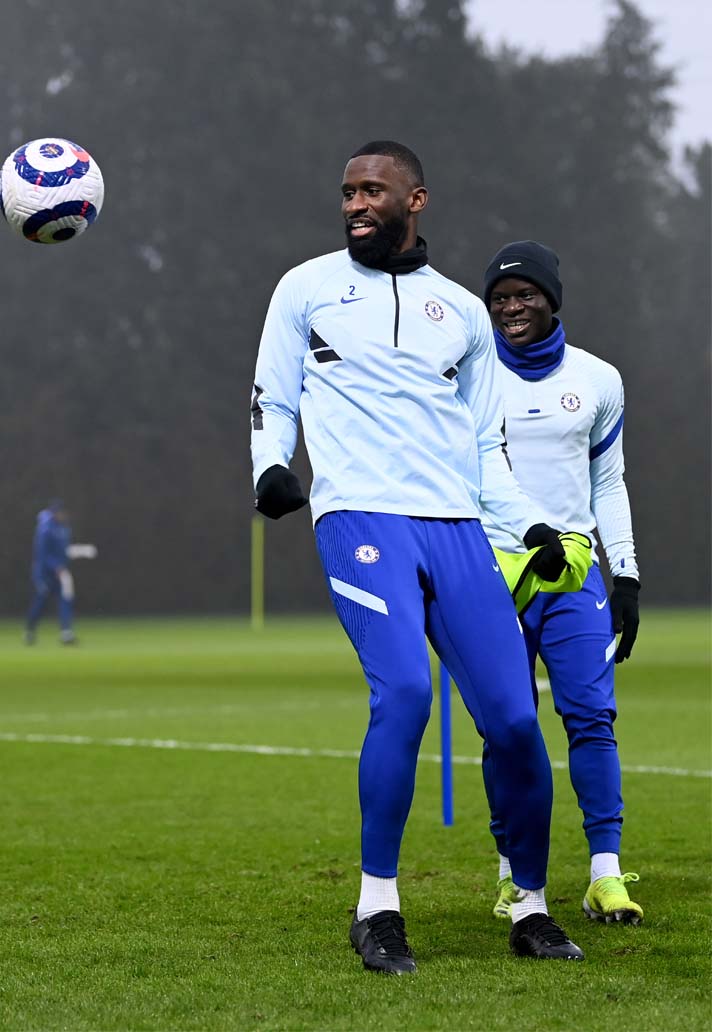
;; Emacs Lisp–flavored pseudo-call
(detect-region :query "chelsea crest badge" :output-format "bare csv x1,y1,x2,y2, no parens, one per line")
355,544,380,564
560,392,581,412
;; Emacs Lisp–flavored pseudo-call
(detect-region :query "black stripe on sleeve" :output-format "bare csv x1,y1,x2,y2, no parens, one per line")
309,329,328,351
309,328,342,362
251,384,264,430
500,419,512,470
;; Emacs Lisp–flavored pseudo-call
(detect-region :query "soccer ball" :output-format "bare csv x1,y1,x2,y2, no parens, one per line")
0,137,104,244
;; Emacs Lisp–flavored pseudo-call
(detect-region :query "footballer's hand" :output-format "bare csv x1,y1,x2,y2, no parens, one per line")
523,523,567,581
255,464,308,520
610,576,640,663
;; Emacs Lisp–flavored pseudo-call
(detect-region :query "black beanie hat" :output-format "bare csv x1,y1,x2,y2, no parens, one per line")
483,240,562,313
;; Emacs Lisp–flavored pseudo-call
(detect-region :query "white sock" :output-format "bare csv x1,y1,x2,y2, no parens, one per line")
498,854,511,880
357,872,400,921
510,886,548,923
591,852,621,882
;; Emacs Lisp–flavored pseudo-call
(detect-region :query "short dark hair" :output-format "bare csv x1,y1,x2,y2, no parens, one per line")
349,140,425,187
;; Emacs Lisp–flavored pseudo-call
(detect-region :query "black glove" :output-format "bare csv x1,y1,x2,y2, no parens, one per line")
523,523,567,581
255,464,308,520
610,576,640,663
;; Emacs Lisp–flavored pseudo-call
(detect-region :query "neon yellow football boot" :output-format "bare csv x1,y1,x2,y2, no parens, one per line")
493,875,519,919
583,872,644,925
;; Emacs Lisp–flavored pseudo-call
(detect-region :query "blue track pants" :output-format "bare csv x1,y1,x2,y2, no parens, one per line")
27,569,74,633
482,564,623,857
315,511,553,889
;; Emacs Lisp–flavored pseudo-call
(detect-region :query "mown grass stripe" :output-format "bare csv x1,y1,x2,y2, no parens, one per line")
1,731,709,778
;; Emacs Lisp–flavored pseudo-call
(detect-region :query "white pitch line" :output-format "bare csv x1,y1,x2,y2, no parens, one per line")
0,732,709,778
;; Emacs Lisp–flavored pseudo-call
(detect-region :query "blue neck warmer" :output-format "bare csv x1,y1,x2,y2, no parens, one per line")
494,318,566,381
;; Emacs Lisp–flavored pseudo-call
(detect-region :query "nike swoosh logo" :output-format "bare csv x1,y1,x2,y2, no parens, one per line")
492,563,500,572
499,261,522,270
596,599,607,609
341,296,366,304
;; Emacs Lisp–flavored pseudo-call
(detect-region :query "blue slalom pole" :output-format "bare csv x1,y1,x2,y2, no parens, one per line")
439,661,454,826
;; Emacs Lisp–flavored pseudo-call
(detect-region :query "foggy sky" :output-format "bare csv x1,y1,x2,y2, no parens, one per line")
467,0,711,154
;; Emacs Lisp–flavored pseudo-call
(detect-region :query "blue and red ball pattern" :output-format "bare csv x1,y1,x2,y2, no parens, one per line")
0,137,104,244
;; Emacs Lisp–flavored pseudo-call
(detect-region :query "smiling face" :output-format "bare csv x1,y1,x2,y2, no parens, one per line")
341,154,427,268
489,277,553,346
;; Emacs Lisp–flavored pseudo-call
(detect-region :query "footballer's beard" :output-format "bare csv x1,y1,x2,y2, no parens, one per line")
345,211,409,269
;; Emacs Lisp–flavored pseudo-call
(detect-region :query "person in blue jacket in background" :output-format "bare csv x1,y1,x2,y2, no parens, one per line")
25,499,97,645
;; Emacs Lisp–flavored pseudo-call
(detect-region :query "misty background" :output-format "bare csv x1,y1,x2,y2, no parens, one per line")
0,0,709,617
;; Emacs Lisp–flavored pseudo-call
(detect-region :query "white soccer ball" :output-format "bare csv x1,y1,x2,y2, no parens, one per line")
0,137,104,244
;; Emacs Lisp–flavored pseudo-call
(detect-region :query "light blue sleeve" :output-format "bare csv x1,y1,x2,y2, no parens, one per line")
250,268,309,487
589,373,639,580
457,301,548,542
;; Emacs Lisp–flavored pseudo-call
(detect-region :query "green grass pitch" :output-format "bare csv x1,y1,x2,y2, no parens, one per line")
0,610,709,1031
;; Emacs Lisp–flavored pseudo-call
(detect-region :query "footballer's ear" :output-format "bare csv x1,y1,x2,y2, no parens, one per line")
409,185,428,214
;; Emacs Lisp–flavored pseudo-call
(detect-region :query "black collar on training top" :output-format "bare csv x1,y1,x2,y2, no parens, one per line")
380,236,429,274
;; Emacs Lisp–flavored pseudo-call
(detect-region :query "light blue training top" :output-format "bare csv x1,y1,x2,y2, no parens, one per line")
251,248,546,539
483,343,638,579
